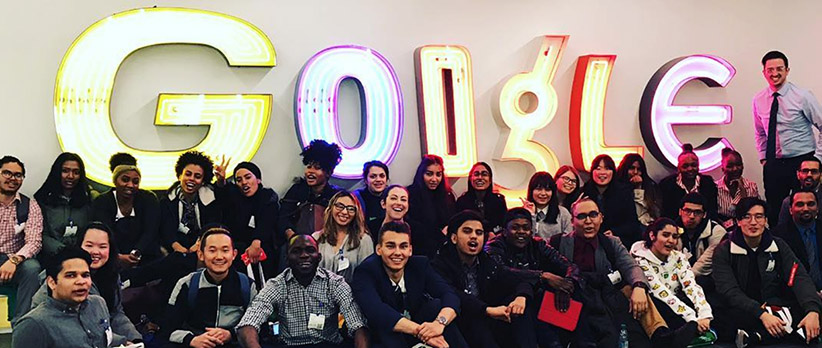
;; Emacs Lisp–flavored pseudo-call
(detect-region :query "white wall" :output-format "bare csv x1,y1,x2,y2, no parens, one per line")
3,0,822,197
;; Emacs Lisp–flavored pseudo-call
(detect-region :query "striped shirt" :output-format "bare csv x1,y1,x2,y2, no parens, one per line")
0,193,43,259
236,267,366,346
716,176,759,221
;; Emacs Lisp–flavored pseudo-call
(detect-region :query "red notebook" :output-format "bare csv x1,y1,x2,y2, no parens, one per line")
537,291,583,331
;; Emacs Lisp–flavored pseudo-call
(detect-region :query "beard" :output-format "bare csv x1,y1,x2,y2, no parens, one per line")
0,188,17,196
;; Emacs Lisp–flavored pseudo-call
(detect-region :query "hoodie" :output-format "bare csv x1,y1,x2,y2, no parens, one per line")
630,241,713,322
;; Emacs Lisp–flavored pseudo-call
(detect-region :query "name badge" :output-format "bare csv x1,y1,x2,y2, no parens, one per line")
766,259,776,272
178,222,190,235
338,256,350,272
13,223,25,234
308,313,325,330
248,216,256,228
64,225,78,237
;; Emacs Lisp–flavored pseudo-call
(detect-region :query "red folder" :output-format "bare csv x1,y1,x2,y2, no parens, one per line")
537,291,583,331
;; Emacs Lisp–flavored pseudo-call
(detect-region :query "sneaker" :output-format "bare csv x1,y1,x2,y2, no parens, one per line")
688,329,717,347
735,329,762,348
735,329,749,348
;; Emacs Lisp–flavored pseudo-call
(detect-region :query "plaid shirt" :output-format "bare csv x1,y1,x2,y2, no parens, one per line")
237,267,366,346
0,193,43,259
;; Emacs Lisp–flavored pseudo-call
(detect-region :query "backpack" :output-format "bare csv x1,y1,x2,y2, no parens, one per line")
187,270,252,309
15,194,29,226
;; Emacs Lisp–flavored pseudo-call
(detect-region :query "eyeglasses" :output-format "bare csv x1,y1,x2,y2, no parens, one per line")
765,66,786,74
0,170,24,180
740,213,766,222
574,211,601,221
333,202,357,214
680,208,705,217
799,168,820,175
560,176,578,185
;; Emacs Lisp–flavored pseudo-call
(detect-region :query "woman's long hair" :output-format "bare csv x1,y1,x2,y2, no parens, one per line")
466,162,493,196
318,190,367,251
76,221,119,312
411,155,451,194
617,153,661,219
527,172,560,223
34,152,91,207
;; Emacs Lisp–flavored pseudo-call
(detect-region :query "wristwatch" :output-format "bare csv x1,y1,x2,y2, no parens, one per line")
8,254,22,265
436,315,448,326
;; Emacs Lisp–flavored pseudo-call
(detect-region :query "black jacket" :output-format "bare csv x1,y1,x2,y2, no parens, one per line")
220,184,279,251
278,179,341,238
407,184,456,259
354,188,385,237
773,220,822,290
455,191,507,233
159,183,224,250
712,229,822,318
431,243,533,321
485,235,582,289
659,174,719,221
92,189,161,258
581,180,643,247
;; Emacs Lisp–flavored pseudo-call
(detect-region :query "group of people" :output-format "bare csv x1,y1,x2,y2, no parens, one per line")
3,49,822,348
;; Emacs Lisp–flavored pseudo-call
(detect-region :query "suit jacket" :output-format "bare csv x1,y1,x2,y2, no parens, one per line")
773,219,822,289
351,254,460,333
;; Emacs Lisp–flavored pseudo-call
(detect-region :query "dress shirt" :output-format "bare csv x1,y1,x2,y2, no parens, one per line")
753,82,822,160
573,233,598,272
236,267,366,346
0,192,43,258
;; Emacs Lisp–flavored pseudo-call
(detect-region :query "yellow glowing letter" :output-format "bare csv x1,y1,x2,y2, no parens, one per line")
54,7,275,189
496,36,566,206
414,45,477,177
570,55,643,171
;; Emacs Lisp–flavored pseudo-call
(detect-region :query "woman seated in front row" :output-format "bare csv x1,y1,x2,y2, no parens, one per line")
630,218,714,342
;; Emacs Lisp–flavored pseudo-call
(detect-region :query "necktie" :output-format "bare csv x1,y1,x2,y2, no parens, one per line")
536,210,546,222
766,92,779,161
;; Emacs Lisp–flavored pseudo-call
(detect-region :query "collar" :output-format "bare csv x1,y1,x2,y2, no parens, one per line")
676,174,701,194
168,184,216,205
630,241,673,265
574,231,599,248
113,191,136,219
390,275,406,293
46,296,87,313
729,228,778,255
283,266,326,284
773,82,792,96
0,192,22,207
796,221,817,235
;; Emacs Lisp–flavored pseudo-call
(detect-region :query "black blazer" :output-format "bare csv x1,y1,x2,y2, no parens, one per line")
159,184,224,250
92,189,161,258
581,180,643,247
351,254,460,334
773,219,822,287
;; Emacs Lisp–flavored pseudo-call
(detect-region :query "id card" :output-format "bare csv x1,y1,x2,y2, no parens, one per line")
13,223,25,234
178,222,190,235
308,313,325,330
338,256,350,271
766,259,775,272
248,216,256,228
64,225,78,237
